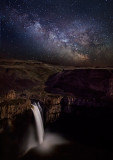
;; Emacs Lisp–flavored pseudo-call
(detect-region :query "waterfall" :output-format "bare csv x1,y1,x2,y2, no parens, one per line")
31,102,44,144
19,101,67,157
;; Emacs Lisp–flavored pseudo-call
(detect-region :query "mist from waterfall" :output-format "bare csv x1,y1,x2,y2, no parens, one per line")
31,102,44,144
20,102,67,157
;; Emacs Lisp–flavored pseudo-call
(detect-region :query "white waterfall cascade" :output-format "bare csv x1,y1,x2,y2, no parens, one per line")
20,102,67,157
31,102,44,144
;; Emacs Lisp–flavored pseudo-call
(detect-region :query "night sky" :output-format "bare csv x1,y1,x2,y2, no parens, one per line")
1,0,113,66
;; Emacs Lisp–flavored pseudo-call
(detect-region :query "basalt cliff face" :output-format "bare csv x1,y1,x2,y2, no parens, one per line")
45,69,113,98
0,90,63,131
43,95,62,123
0,99,31,120
44,69,113,123
0,90,32,132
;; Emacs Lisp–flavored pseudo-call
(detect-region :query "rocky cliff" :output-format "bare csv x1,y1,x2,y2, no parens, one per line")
46,69,113,98
43,95,62,123
0,90,32,132
0,89,63,131
0,99,31,120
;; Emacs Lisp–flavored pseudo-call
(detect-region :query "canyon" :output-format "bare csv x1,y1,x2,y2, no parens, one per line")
0,59,113,133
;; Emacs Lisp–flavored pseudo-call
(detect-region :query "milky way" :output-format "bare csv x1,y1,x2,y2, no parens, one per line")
1,0,113,66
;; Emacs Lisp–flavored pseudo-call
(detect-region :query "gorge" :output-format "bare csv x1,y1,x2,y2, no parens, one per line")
0,60,113,160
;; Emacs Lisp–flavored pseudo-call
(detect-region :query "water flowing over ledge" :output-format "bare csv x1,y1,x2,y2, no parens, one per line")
31,103,44,144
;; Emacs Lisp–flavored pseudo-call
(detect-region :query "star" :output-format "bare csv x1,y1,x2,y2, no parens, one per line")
1,0,113,66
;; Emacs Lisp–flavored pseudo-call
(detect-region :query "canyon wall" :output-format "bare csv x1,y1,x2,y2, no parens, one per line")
1,69,113,132
43,95,62,123
46,69,113,98
0,99,31,120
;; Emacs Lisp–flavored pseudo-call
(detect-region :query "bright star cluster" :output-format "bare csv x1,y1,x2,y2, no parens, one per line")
1,0,113,66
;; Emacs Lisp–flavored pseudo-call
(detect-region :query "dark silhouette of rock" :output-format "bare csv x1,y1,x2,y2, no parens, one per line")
45,69,113,98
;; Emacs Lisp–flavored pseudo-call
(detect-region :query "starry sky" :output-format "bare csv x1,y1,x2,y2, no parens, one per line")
1,0,113,66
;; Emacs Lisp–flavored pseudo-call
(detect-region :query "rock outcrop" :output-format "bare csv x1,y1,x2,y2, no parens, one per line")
45,69,113,98
43,95,62,123
0,99,31,120
0,90,32,132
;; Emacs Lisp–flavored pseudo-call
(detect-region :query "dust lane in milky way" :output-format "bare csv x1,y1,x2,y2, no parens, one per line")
1,0,113,66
